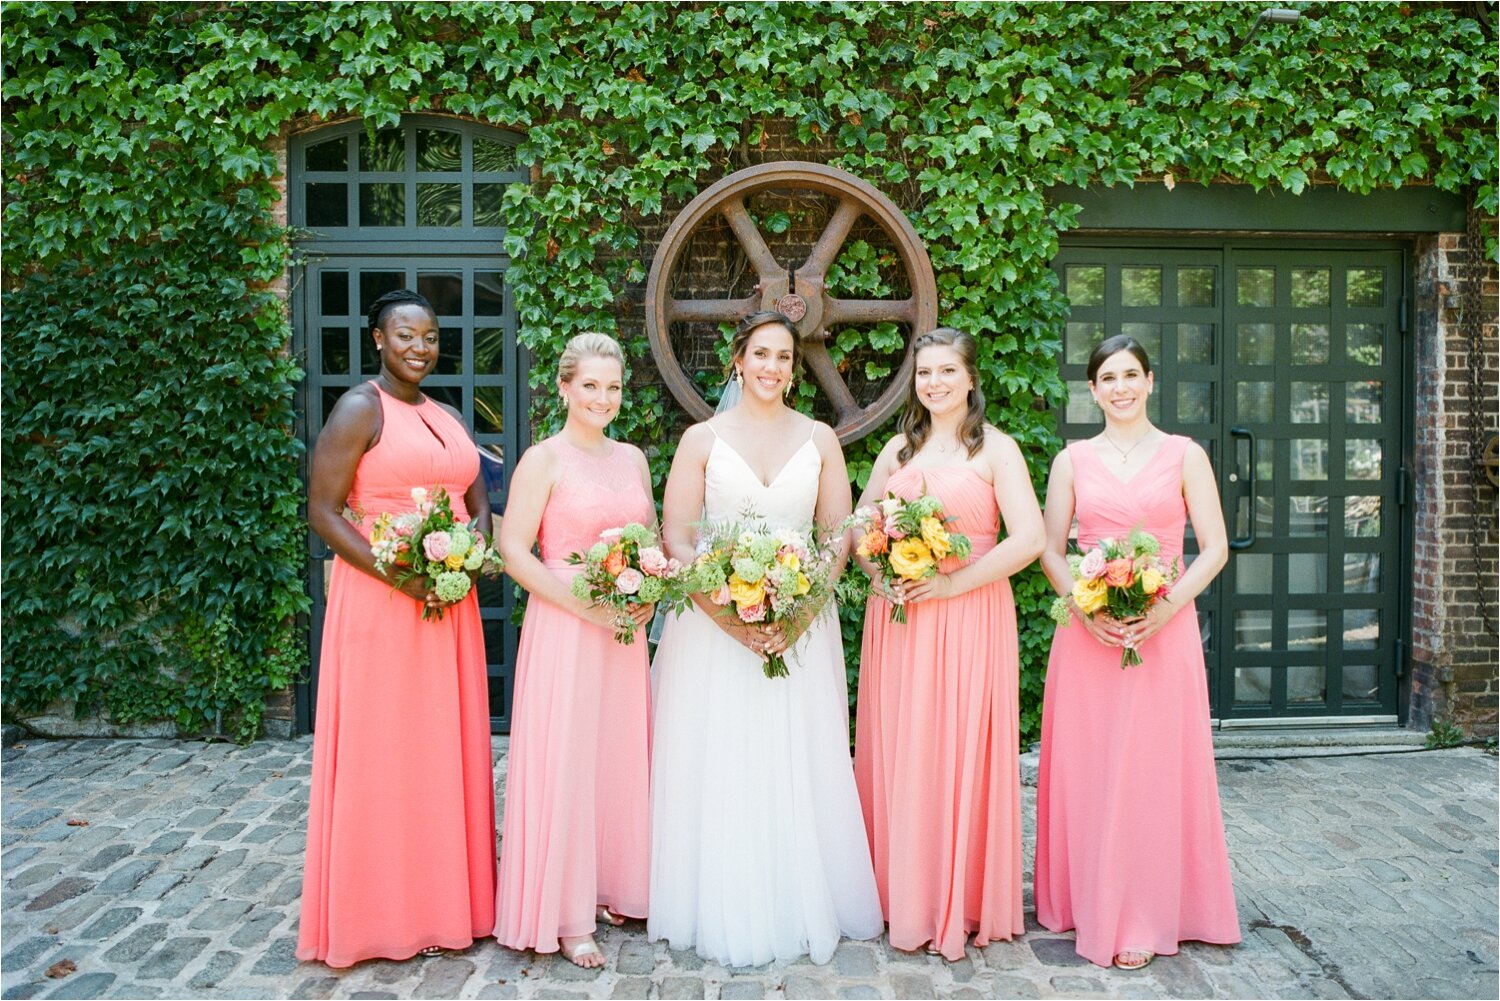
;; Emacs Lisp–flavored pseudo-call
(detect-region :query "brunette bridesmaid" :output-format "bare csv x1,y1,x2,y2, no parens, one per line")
851,327,1045,960
1035,334,1240,969
494,333,656,968
299,290,496,967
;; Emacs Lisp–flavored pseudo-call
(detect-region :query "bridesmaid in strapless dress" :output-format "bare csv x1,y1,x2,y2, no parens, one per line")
494,333,657,969
1036,334,1240,970
852,327,1045,961
299,290,496,968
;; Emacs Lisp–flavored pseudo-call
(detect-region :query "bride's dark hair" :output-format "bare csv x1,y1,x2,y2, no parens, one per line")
896,327,986,467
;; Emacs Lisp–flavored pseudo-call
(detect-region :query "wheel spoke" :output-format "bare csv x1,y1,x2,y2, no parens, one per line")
800,196,863,280
720,196,785,282
801,341,861,424
824,297,916,326
667,295,760,323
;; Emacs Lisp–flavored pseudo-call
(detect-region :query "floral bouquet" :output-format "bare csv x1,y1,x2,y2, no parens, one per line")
568,523,692,644
688,521,835,679
850,489,973,623
370,486,504,621
1048,527,1179,667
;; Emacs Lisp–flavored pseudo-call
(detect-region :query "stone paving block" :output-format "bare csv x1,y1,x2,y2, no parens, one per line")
889,972,936,999
668,947,706,971
80,844,134,873
1028,937,1087,967
1048,973,1107,993
482,949,533,982
139,936,211,980
658,975,706,999
134,871,186,902
188,949,245,990
349,993,400,1000
197,848,250,883
1357,857,1411,883
95,859,158,896
248,936,299,976
104,922,170,963
77,906,143,942
268,875,302,907
9,864,64,891
227,909,288,949
947,956,975,983
939,990,984,1001
988,974,1041,998
1150,952,1215,998
188,898,254,930
413,957,475,998
176,807,224,830
609,975,652,999
2,845,44,871
1249,927,1321,976
44,894,109,932
537,991,593,1000
2,935,55,970
291,975,341,999
832,942,878,978
615,939,656,975
882,939,928,964
140,831,192,856
202,822,248,842
0,983,46,1000
42,971,117,1000
10,807,62,829
720,981,766,1000
24,878,94,912
167,845,218,872
469,985,519,1000
240,824,282,845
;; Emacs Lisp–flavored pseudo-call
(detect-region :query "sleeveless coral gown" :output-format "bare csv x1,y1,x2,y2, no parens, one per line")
1035,435,1240,966
298,384,496,968
853,465,1024,961
494,437,653,953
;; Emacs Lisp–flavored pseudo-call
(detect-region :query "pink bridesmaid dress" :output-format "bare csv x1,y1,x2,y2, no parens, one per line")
1035,435,1240,967
494,437,652,953
298,384,497,968
853,465,1024,961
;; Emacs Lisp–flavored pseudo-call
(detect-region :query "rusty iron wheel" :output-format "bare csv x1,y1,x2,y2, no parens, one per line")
645,161,938,444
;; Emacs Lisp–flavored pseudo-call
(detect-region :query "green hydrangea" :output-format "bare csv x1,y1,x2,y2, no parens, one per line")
910,494,943,518
636,576,666,604
463,546,487,571
1049,595,1073,626
692,561,726,593
621,523,652,546
746,536,777,564
434,571,472,603
1129,528,1160,557
570,575,593,600
448,525,473,558
732,555,766,582
587,541,611,562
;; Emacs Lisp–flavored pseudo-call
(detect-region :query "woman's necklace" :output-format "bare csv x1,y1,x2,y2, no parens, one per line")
1101,429,1154,464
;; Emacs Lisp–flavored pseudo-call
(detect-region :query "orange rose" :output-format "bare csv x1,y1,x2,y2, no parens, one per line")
857,530,888,558
1103,558,1134,588
603,547,628,577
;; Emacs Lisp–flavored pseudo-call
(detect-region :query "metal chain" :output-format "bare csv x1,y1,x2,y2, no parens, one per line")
1460,187,1496,635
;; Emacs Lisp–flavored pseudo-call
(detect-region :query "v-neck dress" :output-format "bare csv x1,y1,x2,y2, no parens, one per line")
1035,435,1240,966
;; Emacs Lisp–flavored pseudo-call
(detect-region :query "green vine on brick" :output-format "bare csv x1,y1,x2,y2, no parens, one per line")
3,2,1495,744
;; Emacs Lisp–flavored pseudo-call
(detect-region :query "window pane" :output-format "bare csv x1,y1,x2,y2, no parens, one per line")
1065,265,1104,307
1347,324,1384,365
322,387,348,426
306,183,348,227
1346,267,1384,306
1288,496,1329,537
475,273,505,317
417,271,463,316
436,326,463,375
1346,439,1382,480
1119,322,1161,362
360,272,404,316
1288,665,1326,704
1065,380,1097,424
1342,663,1378,702
1120,266,1161,307
1177,323,1214,364
1343,553,1381,593
1290,382,1328,424
1291,268,1330,307
360,340,380,375
1287,610,1328,651
1236,323,1274,364
416,183,462,227
1177,267,1215,308
1234,553,1272,595
1346,381,1382,424
306,136,347,172
1290,439,1328,480
475,386,505,434
1343,609,1379,650
1235,611,1272,650
1065,322,1104,365
1291,324,1329,365
1288,553,1328,593
1345,496,1381,537
320,271,350,317
474,183,507,227
360,127,404,171
479,444,505,493
1235,382,1274,423
321,327,350,375
416,128,462,171
1237,267,1275,307
360,183,405,226
423,385,464,415
1177,381,1213,423
475,327,506,374
474,138,518,172
1235,666,1271,704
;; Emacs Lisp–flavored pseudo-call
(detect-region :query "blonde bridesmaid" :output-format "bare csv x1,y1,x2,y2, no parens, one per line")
852,327,1045,960
494,333,655,967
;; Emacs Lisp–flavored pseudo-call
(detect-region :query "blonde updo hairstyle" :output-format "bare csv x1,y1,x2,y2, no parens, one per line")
557,332,626,386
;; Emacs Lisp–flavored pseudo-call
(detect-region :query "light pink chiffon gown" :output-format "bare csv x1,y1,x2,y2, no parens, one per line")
1035,435,1240,967
298,383,496,968
494,437,652,954
854,465,1024,961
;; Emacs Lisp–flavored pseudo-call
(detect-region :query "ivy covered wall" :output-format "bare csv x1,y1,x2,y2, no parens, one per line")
3,2,1495,742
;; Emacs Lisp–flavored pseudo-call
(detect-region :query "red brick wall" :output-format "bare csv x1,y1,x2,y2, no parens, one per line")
1410,231,1499,737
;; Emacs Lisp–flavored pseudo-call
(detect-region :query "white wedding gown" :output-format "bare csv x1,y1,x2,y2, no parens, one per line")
648,427,884,966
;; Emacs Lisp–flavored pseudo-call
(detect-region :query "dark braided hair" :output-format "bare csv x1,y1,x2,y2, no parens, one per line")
367,289,436,335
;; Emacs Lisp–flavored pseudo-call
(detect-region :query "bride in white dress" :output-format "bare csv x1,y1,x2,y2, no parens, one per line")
649,311,884,967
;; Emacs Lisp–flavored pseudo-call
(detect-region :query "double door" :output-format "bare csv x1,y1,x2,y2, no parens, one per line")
1054,243,1405,722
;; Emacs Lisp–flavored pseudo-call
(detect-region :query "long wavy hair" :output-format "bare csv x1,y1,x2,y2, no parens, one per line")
896,327,986,466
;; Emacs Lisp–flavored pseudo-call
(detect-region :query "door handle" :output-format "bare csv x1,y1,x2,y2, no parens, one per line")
1229,425,1256,550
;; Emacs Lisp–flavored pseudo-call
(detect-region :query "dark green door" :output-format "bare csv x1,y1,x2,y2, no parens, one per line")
1054,244,1405,723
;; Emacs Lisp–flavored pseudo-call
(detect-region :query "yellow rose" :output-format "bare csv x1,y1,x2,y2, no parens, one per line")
1140,567,1164,595
778,551,800,572
793,571,811,596
888,537,936,579
444,553,466,571
919,517,952,559
728,573,766,608
1072,576,1109,615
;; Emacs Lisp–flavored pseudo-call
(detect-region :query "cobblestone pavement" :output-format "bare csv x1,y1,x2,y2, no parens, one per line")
2,738,1495,1000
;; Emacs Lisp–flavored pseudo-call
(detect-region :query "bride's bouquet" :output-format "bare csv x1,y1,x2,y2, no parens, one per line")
1048,527,1179,667
687,520,836,679
850,488,973,624
568,523,693,644
370,486,504,621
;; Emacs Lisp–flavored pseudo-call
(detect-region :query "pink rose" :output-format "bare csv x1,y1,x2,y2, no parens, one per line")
1103,558,1134,588
423,531,451,562
1079,549,1107,580
615,568,644,595
711,583,731,605
737,601,767,623
885,515,908,540
600,527,624,543
639,547,669,576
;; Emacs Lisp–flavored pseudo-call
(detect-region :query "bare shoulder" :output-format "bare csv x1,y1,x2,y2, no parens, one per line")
981,424,1026,463
809,418,840,448
673,422,717,466
1181,437,1214,476
322,382,380,436
513,436,562,478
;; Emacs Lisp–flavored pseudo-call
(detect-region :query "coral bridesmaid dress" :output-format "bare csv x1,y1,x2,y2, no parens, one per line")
853,465,1024,961
298,383,496,968
494,437,653,953
1035,435,1240,967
